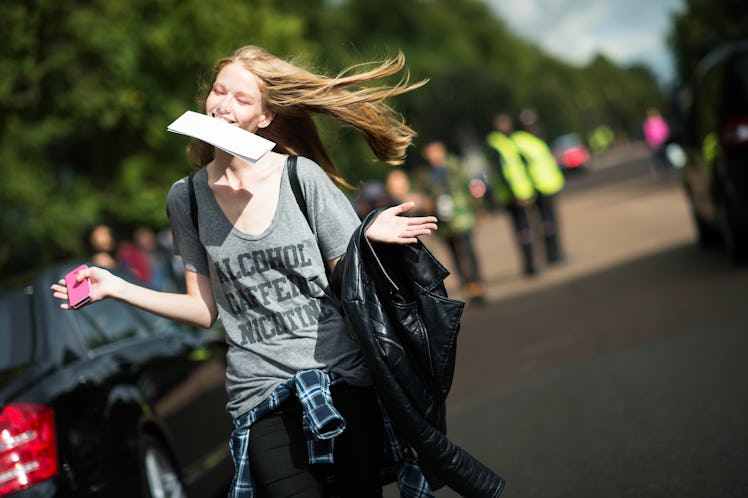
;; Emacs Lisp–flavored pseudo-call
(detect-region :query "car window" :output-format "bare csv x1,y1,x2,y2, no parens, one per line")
72,299,150,350
552,134,582,149
696,64,723,143
69,306,109,350
726,52,748,115
0,288,35,384
133,307,181,336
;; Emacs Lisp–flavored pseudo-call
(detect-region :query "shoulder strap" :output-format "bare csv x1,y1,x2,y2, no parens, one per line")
286,155,310,225
188,172,199,234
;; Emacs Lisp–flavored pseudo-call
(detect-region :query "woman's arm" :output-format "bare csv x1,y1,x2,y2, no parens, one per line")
50,266,219,328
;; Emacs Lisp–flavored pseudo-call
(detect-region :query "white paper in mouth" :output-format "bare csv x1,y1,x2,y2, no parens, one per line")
167,111,276,163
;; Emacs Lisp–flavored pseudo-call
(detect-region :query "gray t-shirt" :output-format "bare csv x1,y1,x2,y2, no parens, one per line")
166,156,369,418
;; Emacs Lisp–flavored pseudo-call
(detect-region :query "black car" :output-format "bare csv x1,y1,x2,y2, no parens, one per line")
0,263,233,497
680,39,748,262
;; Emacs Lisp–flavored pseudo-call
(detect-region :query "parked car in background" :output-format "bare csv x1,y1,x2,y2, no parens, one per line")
680,40,748,263
550,133,591,172
1,262,233,497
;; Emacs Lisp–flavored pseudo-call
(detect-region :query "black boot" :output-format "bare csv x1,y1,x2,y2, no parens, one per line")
544,234,560,264
544,234,565,265
520,242,537,276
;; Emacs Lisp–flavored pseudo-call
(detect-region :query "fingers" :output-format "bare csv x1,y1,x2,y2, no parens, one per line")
391,223,437,244
405,218,438,233
392,201,416,215
50,279,72,310
50,281,66,294
411,222,438,232
405,215,437,224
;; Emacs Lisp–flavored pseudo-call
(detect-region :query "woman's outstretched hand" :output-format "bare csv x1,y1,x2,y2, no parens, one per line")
365,201,438,244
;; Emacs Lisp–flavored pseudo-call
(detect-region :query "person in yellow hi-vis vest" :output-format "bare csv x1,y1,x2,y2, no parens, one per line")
486,113,566,276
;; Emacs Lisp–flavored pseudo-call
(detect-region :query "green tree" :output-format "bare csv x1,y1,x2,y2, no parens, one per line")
0,0,306,278
1,0,668,282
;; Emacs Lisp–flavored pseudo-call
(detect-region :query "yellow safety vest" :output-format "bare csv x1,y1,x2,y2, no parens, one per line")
510,130,565,195
486,132,536,203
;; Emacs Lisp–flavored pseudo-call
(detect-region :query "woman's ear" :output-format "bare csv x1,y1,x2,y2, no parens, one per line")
258,111,276,129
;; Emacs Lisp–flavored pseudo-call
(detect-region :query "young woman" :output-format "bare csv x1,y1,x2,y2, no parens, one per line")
51,45,436,497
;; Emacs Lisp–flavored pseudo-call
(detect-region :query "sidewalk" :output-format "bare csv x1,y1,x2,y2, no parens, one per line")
422,148,692,305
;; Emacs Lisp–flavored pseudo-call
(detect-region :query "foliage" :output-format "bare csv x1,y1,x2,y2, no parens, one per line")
0,0,306,277
1,0,666,281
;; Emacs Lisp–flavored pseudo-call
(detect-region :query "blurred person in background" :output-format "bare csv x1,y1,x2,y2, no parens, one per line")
512,112,566,266
385,167,430,215
486,113,566,276
133,225,177,291
83,223,156,286
83,223,120,269
642,107,672,178
352,180,390,219
116,228,152,285
418,140,485,304
588,124,615,154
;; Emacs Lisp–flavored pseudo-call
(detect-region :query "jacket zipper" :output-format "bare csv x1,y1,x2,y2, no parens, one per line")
376,335,404,350
416,313,434,377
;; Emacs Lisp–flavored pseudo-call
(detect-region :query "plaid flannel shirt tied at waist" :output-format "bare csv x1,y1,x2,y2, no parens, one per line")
227,369,434,498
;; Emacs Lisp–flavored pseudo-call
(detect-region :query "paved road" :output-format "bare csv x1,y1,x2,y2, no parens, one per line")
387,143,748,497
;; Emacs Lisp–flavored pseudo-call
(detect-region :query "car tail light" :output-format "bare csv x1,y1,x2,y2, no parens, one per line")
563,147,589,168
0,403,58,496
722,117,748,147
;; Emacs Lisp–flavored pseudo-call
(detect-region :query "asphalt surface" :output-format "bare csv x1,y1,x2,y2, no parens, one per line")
385,143,748,497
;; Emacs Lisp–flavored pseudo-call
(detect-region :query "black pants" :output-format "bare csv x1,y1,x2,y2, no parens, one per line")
445,230,482,286
248,384,384,498
507,193,562,274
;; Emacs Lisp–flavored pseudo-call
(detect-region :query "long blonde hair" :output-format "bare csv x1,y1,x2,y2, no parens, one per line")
188,45,426,187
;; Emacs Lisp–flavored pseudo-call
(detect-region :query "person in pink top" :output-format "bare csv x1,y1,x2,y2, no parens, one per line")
643,107,671,178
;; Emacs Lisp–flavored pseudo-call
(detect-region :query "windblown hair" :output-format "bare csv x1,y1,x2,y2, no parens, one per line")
188,45,427,188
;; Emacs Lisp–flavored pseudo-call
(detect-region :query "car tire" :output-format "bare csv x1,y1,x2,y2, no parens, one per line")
686,188,719,248
139,434,187,498
692,209,720,248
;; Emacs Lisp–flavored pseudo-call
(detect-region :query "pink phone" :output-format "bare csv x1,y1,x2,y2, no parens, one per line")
64,264,92,309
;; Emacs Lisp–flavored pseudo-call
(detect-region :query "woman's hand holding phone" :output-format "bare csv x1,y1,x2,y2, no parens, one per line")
51,264,117,310
50,265,122,310
62,264,93,309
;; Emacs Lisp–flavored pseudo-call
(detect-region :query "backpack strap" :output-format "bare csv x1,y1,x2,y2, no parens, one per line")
188,172,198,233
286,155,310,224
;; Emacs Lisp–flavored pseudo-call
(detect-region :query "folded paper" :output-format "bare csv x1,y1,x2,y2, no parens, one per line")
167,111,276,163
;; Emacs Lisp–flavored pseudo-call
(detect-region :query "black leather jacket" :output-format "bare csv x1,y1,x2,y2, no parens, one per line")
335,210,505,498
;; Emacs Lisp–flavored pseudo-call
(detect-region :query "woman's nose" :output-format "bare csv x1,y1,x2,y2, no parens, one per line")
215,97,232,114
